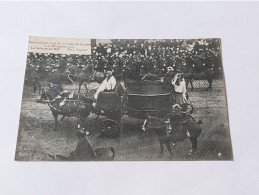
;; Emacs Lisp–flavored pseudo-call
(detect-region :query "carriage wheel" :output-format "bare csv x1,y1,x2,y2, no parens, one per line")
99,119,120,138
180,103,195,115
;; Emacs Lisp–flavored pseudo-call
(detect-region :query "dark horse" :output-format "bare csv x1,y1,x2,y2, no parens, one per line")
38,87,94,131
184,69,214,91
142,114,202,157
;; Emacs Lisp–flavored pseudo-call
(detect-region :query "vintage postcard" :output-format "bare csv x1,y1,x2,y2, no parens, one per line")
15,37,232,161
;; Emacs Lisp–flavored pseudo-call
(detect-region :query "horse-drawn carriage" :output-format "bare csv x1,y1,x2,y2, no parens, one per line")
95,77,194,138
37,73,201,156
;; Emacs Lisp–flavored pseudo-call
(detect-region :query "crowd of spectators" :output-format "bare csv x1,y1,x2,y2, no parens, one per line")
26,39,223,79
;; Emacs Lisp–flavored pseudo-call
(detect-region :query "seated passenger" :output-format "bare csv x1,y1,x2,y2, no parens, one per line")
94,71,117,100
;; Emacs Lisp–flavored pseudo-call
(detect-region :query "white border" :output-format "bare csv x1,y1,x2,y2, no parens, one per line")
0,2,259,195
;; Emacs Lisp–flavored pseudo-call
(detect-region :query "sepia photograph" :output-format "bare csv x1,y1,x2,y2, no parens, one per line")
15,37,232,161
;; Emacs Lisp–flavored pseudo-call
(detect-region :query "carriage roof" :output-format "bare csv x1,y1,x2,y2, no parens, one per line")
126,80,171,96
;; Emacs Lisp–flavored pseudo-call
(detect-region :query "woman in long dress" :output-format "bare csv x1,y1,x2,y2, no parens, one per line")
171,72,187,105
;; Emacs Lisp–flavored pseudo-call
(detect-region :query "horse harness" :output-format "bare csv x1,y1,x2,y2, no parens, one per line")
48,92,87,113
148,117,186,137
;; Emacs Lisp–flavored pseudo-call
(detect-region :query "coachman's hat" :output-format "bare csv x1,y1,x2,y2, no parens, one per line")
104,71,113,76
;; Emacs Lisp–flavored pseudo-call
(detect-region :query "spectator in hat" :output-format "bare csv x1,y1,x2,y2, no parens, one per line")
94,71,117,100
162,66,175,83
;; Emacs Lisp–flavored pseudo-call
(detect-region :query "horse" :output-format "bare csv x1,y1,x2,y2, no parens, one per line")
66,64,104,93
184,69,214,91
37,87,94,131
46,72,72,85
142,114,202,157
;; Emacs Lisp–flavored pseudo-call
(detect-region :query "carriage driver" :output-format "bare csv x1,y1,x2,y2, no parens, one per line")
94,71,117,100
